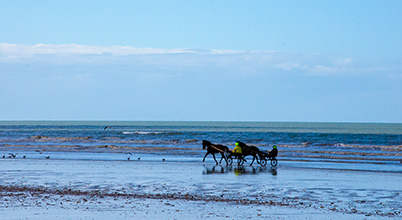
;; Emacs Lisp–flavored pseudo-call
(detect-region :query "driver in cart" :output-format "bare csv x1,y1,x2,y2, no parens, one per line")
233,142,242,154
268,145,278,158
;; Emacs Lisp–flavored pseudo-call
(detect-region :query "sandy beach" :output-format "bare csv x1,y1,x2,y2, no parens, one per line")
1,151,401,219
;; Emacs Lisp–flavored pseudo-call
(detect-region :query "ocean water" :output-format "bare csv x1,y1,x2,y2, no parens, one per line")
1,121,402,171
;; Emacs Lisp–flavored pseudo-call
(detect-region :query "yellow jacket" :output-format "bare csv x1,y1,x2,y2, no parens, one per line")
233,146,242,154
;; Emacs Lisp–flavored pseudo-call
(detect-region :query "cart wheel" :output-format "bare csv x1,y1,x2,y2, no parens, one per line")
237,157,244,166
260,158,267,167
227,156,233,165
270,158,278,167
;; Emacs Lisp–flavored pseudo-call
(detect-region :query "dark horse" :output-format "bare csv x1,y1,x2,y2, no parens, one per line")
236,141,261,166
202,140,229,165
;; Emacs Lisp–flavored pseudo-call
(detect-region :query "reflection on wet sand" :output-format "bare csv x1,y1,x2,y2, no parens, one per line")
203,165,277,176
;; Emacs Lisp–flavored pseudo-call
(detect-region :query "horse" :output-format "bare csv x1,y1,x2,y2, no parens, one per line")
236,141,261,166
202,140,230,165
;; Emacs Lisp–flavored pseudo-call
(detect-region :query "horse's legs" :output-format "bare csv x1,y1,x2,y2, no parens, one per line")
255,155,260,164
250,156,256,166
212,153,218,165
202,152,210,162
219,152,228,165
249,153,261,166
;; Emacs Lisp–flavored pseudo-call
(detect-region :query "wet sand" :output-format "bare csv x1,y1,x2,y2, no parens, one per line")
1,153,401,219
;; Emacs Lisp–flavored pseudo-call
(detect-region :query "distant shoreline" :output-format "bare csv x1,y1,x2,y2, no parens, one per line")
1,120,401,124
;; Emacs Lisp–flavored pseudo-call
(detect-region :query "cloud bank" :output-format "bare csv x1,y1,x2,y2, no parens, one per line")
0,43,241,59
0,43,360,75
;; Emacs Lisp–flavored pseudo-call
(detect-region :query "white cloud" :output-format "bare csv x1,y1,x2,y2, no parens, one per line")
276,62,301,71
0,43,241,57
0,43,388,77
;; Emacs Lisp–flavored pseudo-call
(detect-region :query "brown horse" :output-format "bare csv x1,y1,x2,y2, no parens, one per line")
202,140,230,165
236,141,261,166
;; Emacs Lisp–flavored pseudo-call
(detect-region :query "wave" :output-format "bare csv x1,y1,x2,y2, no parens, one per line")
2,137,402,152
122,131,164,135
31,136,92,141
2,144,201,153
2,136,402,152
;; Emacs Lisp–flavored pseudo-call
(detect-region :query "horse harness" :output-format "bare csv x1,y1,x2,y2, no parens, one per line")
208,144,226,153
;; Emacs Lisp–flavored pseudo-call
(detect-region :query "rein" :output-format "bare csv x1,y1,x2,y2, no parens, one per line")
208,144,226,153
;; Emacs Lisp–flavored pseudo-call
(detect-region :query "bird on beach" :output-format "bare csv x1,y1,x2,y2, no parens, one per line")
46,156,50,159
9,153,17,158
126,152,132,160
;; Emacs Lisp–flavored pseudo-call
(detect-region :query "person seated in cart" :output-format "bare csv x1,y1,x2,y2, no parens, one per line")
267,145,278,158
230,141,243,161
233,142,242,154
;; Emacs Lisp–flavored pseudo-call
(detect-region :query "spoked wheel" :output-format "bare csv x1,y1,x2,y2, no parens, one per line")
237,157,245,166
260,158,267,167
227,156,233,166
270,158,278,167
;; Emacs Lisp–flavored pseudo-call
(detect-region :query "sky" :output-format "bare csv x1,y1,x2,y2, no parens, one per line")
1,0,402,123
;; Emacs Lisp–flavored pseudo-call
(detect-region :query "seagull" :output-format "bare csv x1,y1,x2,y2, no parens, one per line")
104,126,111,130
125,152,132,160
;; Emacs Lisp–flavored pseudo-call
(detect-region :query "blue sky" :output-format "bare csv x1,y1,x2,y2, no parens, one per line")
1,0,402,122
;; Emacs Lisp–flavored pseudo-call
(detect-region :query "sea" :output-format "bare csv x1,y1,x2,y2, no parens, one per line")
1,121,402,172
